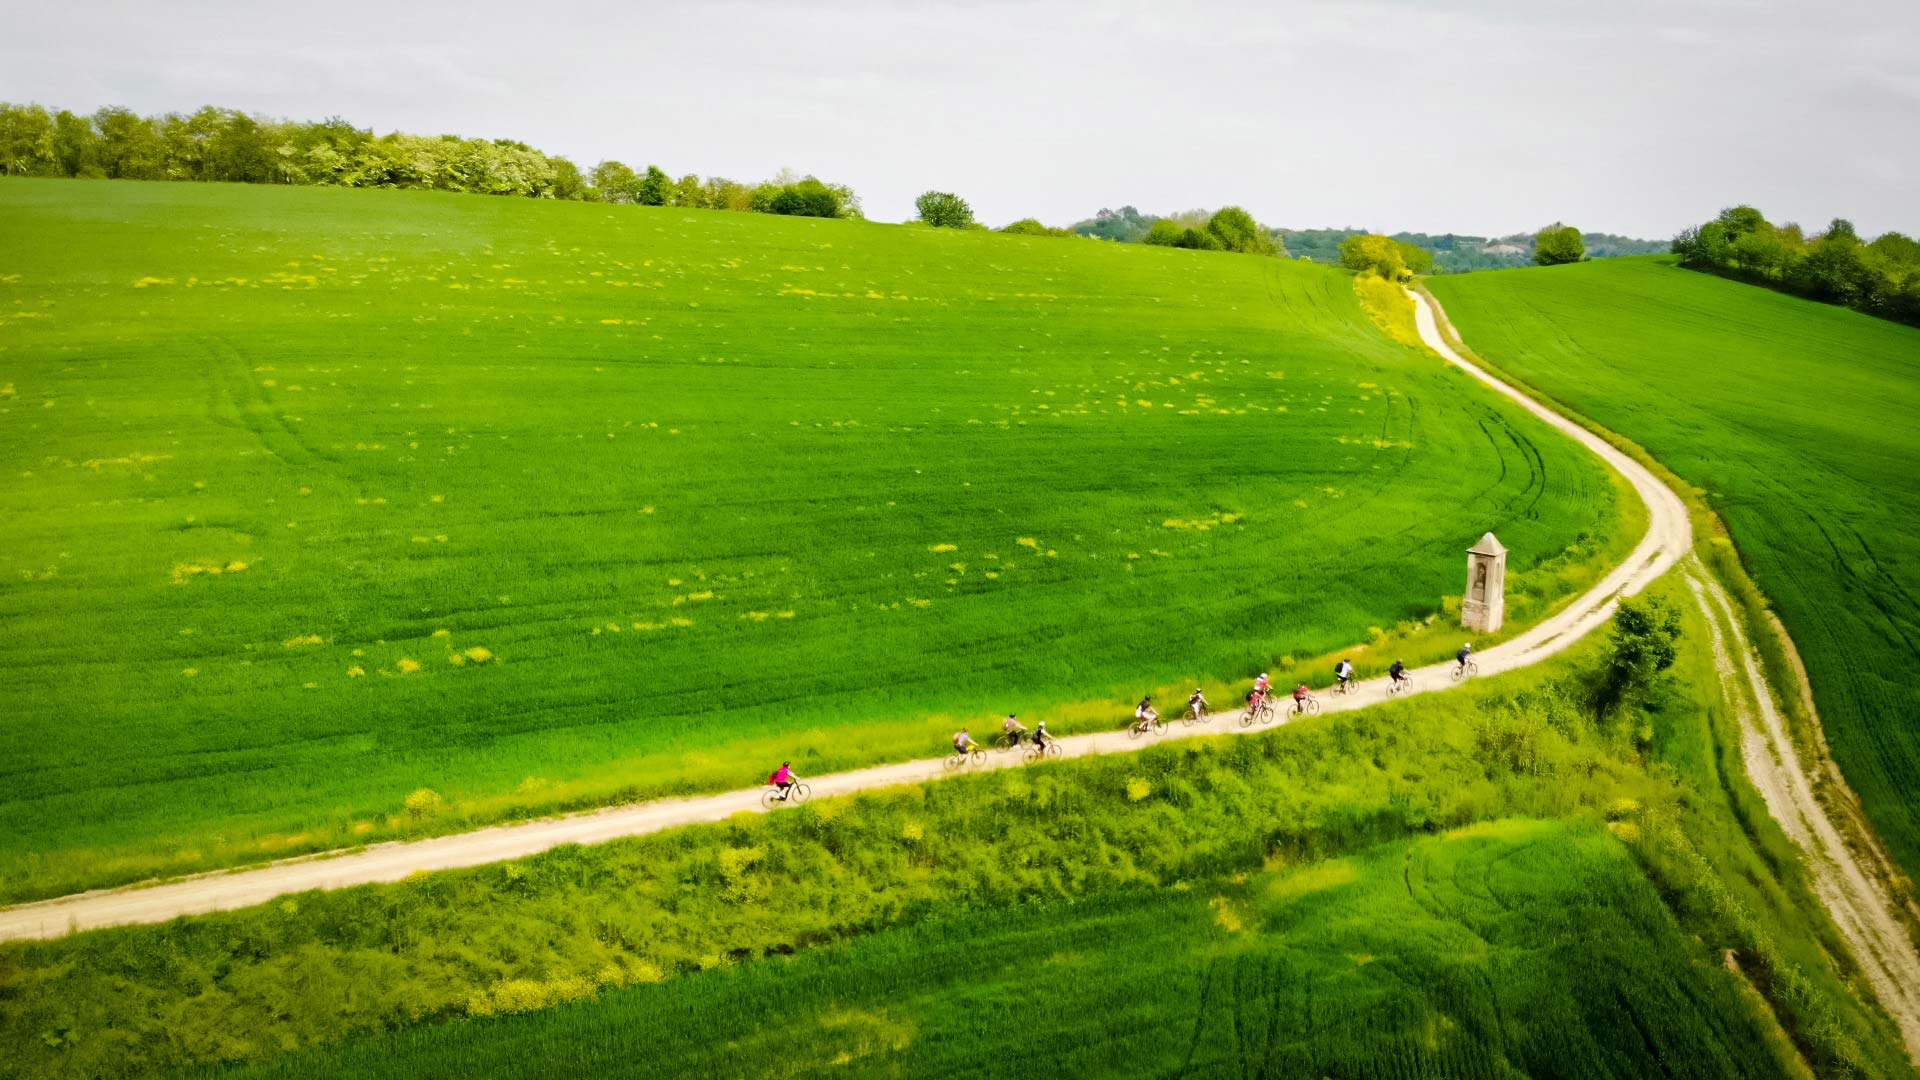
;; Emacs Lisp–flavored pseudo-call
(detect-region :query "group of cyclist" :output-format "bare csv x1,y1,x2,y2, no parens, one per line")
769,644,1479,800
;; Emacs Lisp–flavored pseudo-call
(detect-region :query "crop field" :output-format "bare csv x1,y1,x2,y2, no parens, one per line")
0,178,1629,899
1429,257,1920,877
202,821,1793,1080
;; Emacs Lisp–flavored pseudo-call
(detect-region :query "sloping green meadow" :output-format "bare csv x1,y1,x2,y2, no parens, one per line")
1429,257,1920,877
196,822,1791,1080
0,179,1625,897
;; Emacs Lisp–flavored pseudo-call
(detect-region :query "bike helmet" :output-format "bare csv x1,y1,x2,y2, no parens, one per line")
782,760,790,767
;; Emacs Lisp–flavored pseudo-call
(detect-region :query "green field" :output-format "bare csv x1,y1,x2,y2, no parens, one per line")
195,821,1793,1080
0,178,1632,899
1429,257,1920,877
5,581,1909,1078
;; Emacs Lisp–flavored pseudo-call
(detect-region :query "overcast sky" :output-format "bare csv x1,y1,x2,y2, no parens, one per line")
3,0,1915,237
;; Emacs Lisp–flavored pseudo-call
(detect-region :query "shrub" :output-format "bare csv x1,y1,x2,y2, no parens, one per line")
403,788,443,819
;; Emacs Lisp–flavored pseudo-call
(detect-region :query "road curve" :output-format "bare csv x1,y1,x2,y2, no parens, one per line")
0,287,1692,943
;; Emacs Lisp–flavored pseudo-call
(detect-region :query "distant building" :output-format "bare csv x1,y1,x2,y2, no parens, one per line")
1479,243,1527,256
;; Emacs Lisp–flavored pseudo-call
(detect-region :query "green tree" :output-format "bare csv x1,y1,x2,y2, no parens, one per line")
1533,223,1586,265
636,165,670,206
0,103,58,176
1205,206,1276,255
914,190,974,228
1599,596,1683,714
670,173,705,208
768,177,841,217
589,160,639,203
1001,218,1070,237
1143,219,1185,246
1338,234,1408,280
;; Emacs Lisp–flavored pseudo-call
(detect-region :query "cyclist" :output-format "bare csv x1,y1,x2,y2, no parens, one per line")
1292,682,1311,713
1033,719,1053,754
1456,643,1474,672
1187,687,1209,718
1135,696,1159,725
769,760,796,800
1333,658,1354,687
1389,659,1407,686
1254,672,1271,697
953,727,979,754
1001,712,1027,746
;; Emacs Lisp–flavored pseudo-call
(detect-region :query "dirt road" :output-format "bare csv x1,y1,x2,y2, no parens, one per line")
1687,569,1920,1060
0,287,1693,944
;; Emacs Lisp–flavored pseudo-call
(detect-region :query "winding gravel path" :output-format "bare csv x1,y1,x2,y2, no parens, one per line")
0,287,1692,944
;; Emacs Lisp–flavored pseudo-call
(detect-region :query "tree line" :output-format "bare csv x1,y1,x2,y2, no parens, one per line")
1282,226,1664,273
0,101,860,218
1672,206,1920,327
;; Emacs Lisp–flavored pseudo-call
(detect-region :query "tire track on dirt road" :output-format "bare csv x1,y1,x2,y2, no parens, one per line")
0,287,1692,944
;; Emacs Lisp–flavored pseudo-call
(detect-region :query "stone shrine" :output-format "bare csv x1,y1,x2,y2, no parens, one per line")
1462,532,1507,633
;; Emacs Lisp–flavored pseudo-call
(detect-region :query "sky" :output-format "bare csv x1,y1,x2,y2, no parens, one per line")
3,0,1916,237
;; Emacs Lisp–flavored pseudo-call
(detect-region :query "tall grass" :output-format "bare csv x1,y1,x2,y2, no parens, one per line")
196,822,1792,1080
1430,257,1920,880
0,178,1631,900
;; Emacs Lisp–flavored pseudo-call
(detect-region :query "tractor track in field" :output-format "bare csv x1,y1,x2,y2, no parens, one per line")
0,285,1799,1001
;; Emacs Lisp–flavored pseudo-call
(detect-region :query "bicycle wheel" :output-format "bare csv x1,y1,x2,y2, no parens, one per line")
1128,721,1145,740
1151,717,1166,735
944,753,964,771
969,749,985,766
1306,697,1321,715
760,787,780,810
1046,743,1063,758
1240,708,1256,728
791,783,811,804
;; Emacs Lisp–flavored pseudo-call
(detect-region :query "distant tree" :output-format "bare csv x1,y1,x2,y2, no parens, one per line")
1394,240,1434,275
670,173,705,208
1206,206,1276,255
1143,219,1185,247
915,190,974,228
1338,234,1408,280
1073,206,1158,242
1002,218,1072,237
50,109,100,177
548,157,588,201
590,160,639,203
1533,223,1586,265
768,176,842,217
1715,205,1767,242
635,165,670,206
1177,226,1223,251
0,103,58,176
91,106,164,179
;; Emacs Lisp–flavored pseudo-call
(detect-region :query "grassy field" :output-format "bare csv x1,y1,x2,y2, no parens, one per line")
1429,257,1920,878
0,178,1631,899
194,821,1795,1080
6,590,1909,1078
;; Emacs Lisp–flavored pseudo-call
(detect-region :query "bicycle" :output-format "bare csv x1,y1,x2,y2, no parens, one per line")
1290,693,1321,717
1331,678,1356,697
945,747,986,770
994,731,1025,753
1452,660,1479,682
1024,740,1064,763
1128,714,1167,739
1387,675,1412,696
760,782,812,809
1240,696,1276,727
